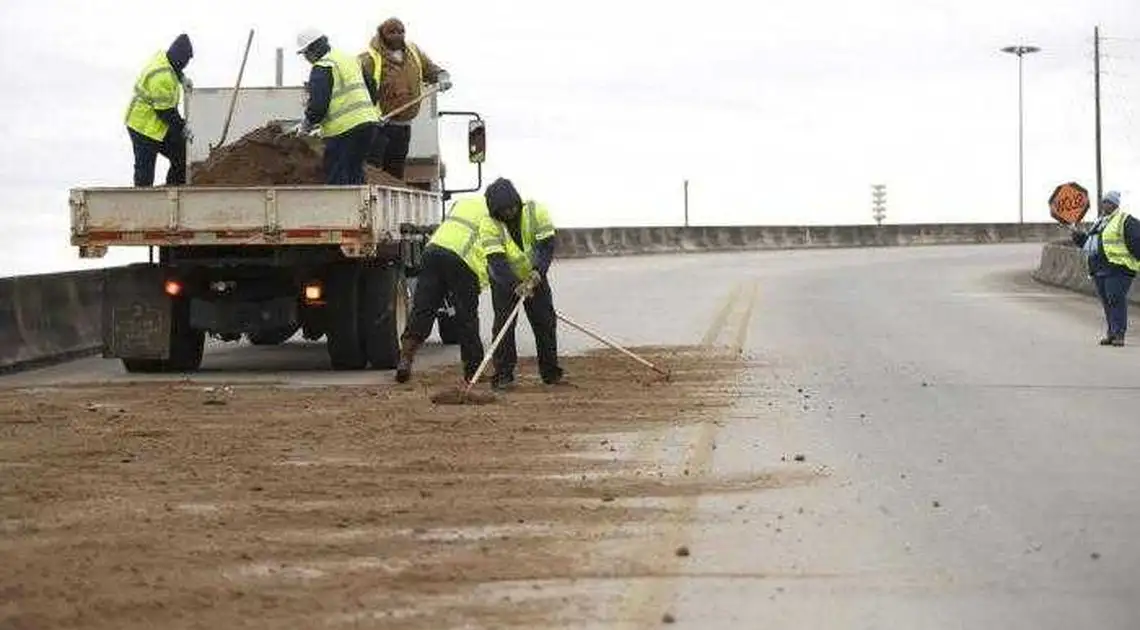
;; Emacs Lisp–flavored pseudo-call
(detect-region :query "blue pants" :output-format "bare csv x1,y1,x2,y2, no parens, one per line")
1093,272,1133,339
322,123,376,185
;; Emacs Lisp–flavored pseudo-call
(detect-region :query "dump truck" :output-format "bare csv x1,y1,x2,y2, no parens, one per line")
69,78,486,373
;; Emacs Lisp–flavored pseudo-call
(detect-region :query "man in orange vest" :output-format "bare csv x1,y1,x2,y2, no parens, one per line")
359,17,452,180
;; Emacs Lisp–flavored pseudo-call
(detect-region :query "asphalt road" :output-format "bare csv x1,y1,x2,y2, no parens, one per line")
5,243,1139,628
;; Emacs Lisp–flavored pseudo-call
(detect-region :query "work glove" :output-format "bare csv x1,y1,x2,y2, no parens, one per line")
182,76,194,90
288,120,316,136
513,271,541,298
436,71,453,92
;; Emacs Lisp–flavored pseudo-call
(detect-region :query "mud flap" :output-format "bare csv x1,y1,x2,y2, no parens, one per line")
101,264,171,360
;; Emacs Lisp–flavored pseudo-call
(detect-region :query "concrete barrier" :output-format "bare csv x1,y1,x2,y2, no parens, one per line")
1032,241,1140,304
554,222,1070,258
0,270,104,373
0,222,1072,372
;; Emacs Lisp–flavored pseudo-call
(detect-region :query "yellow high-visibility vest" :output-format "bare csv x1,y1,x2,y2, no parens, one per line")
313,48,379,138
1102,210,1140,272
365,42,423,117
480,200,556,279
124,51,182,142
429,197,494,289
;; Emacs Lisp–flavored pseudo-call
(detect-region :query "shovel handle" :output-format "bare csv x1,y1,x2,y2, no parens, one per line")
555,311,670,377
463,295,527,394
379,85,441,125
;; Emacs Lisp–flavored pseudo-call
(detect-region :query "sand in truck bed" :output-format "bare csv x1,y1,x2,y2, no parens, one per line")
188,124,412,189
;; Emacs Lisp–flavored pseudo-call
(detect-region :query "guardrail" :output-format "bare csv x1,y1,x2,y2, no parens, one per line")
0,222,1070,372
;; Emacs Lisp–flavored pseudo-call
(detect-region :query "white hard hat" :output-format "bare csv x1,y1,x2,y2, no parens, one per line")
296,28,325,53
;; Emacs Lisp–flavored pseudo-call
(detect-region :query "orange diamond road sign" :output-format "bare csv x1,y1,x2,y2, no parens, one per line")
1049,182,1090,225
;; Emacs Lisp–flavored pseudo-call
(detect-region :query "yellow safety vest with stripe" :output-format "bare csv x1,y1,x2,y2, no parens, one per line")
480,200,556,279
313,48,379,138
1102,210,1140,272
365,43,423,117
429,197,494,290
124,51,182,142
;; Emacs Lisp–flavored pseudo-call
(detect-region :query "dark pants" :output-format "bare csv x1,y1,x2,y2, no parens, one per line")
323,123,376,185
1093,272,1133,339
365,123,412,179
129,128,185,186
403,245,483,379
490,280,562,384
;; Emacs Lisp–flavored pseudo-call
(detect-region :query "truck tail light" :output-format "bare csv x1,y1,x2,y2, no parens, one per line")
164,279,183,297
303,282,323,303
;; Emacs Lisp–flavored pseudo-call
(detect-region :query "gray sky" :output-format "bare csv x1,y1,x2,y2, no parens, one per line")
1,0,1138,275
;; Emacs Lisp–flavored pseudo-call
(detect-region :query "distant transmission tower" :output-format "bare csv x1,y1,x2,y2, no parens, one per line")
871,184,887,226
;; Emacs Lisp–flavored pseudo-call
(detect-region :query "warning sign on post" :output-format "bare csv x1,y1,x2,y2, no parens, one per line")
1049,182,1090,226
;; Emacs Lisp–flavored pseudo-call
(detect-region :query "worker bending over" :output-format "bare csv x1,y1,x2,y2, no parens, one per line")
125,34,194,187
359,17,451,180
481,178,565,389
395,196,494,383
294,28,379,185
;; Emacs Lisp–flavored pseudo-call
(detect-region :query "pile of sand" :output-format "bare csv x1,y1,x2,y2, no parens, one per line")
188,123,410,188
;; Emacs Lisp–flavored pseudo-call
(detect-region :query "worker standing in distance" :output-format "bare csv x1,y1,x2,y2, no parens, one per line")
293,28,380,185
1071,190,1140,346
359,17,452,180
479,178,565,390
395,195,494,384
125,34,194,186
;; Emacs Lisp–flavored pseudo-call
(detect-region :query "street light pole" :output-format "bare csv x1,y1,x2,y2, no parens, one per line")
1001,44,1040,225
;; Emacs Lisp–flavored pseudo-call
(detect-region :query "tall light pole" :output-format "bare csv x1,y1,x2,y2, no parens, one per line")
1001,44,1041,224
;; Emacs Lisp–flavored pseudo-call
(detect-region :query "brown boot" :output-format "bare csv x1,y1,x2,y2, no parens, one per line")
395,337,422,383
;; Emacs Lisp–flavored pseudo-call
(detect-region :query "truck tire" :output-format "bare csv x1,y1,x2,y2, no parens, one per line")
326,263,368,370
119,296,204,373
360,265,406,370
247,324,299,346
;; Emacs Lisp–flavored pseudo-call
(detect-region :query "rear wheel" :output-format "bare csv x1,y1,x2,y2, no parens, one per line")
360,265,407,370
326,264,367,370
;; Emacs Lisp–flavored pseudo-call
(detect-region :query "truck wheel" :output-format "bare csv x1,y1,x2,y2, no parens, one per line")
248,324,299,346
326,263,367,370
360,265,406,370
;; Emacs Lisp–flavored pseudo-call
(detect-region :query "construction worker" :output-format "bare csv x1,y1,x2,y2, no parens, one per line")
359,17,452,180
1071,190,1140,346
395,195,494,383
480,178,565,389
293,28,380,185
125,34,194,187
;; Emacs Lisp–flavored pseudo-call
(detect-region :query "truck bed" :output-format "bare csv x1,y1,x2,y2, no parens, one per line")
69,184,441,258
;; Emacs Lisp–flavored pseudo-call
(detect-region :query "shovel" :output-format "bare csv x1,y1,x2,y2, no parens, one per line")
431,295,526,405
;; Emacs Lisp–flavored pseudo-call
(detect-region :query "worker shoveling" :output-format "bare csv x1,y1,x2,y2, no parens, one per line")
430,297,527,406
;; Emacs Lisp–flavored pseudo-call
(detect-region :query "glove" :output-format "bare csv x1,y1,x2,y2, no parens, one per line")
436,72,453,92
183,76,194,90
513,271,541,298
288,120,315,136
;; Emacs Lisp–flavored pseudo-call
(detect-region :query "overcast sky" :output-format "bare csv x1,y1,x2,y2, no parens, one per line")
1,0,1138,276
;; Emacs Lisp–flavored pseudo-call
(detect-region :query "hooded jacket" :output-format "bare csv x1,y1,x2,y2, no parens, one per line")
1072,209,1140,276
358,33,445,122
154,34,193,134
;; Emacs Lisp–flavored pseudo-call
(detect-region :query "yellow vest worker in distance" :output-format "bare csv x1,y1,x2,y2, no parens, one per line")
124,34,194,187
1070,190,1140,346
480,177,564,389
359,17,452,181
395,196,495,383
293,29,380,185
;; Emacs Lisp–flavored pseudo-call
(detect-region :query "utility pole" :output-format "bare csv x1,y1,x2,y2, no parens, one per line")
683,179,690,227
1001,44,1041,224
871,184,887,226
275,48,284,87
1094,26,1103,205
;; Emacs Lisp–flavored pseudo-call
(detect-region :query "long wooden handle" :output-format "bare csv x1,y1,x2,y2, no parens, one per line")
464,296,526,393
555,310,670,376
380,85,440,124
217,29,255,149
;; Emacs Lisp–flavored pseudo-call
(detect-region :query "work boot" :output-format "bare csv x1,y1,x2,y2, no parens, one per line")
1111,336,1126,347
490,372,515,391
1100,336,1114,346
395,337,422,383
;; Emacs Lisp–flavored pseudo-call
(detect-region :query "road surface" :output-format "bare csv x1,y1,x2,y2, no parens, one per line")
3,243,1138,628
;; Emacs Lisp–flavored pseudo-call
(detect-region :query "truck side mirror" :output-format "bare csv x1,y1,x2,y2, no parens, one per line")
467,119,486,164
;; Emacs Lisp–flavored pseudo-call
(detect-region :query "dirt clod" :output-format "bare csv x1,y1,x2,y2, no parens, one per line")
663,613,677,623
189,123,411,188
675,546,690,557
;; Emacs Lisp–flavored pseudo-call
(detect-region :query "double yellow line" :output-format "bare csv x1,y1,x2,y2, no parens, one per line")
617,278,759,625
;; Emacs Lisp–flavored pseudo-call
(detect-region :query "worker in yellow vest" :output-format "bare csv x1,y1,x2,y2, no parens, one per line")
1071,190,1140,346
358,17,451,180
395,196,495,383
479,178,565,389
124,34,194,186
293,29,380,185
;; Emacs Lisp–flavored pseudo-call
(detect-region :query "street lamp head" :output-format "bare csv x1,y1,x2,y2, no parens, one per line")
1001,45,1041,56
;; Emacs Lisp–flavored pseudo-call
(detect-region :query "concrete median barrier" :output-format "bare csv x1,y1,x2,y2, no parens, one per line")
1032,241,1140,304
554,222,1069,258
0,270,104,372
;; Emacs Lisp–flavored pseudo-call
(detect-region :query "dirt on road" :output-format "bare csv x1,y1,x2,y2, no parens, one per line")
0,346,804,629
